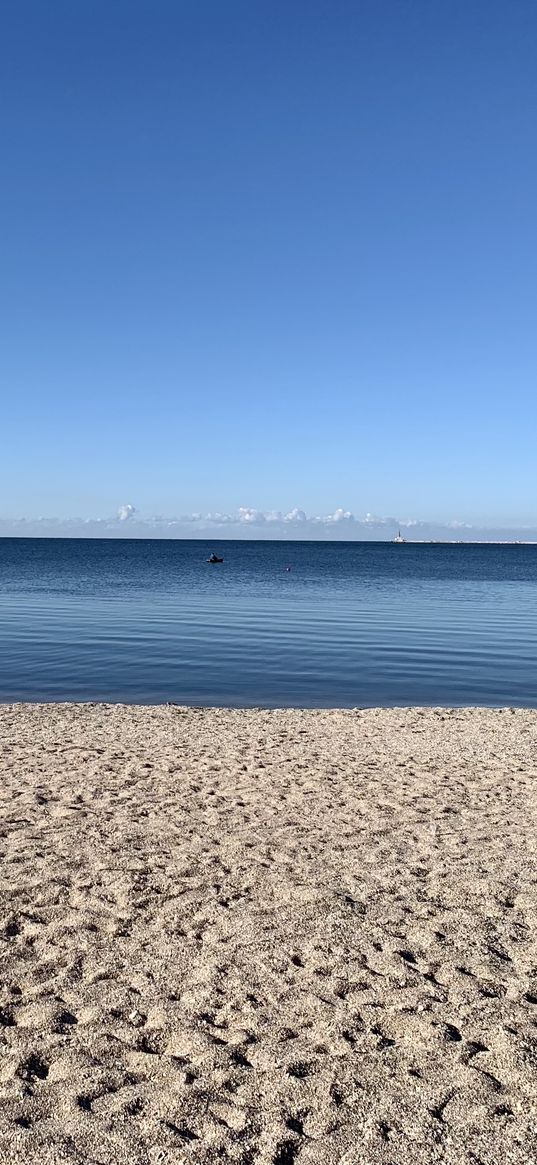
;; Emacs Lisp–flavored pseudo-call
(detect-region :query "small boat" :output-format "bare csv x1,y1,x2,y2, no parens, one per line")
393,529,406,544
207,553,224,563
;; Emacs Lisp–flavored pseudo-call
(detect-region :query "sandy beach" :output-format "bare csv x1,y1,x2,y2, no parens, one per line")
0,704,536,1164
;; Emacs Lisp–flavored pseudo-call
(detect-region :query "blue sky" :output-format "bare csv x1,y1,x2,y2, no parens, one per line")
2,0,536,535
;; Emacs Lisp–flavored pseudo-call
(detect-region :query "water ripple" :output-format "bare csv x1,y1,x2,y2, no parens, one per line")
1,539,537,705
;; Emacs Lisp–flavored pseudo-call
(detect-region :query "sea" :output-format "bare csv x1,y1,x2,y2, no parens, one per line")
0,537,536,707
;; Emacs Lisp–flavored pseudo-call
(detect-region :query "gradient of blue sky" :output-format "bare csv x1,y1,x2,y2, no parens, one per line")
2,0,536,527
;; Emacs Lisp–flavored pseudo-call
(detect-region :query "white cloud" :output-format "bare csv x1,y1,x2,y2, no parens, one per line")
117,503,136,521
364,512,390,526
204,512,233,524
327,508,354,523
238,507,266,524
10,505,537,541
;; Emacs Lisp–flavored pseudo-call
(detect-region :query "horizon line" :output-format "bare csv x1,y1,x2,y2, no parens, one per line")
2,533,537,546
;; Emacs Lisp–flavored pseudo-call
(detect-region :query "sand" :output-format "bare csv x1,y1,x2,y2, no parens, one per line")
0,704,536,1165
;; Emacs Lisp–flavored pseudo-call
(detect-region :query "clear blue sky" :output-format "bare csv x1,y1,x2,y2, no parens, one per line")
2,0,536,528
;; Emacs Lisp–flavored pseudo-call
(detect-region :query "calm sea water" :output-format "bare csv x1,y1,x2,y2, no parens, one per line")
0,537,536,707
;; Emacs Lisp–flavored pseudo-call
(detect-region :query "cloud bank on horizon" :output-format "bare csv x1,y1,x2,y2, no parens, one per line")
0,504,534,541
117,503,136,521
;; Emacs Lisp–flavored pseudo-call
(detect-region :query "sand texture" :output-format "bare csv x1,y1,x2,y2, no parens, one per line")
0,704,537,1164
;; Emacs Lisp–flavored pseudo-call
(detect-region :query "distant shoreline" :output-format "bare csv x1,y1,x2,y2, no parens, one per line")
1,534,537,545
394,539,537,545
